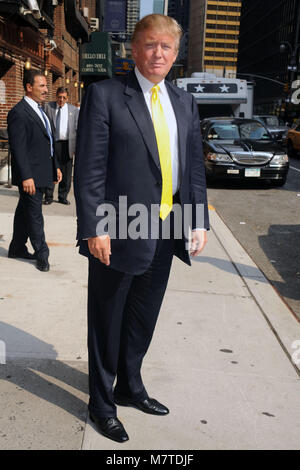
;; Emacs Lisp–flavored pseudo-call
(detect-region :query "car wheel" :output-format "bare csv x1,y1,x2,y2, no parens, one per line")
287,140,297,158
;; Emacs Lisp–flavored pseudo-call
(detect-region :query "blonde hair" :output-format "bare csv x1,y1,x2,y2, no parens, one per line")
131,14,183,49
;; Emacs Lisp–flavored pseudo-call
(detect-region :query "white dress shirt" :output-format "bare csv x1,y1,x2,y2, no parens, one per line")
24,96,51,130
55,103,68,140
135,68,205,233
135,67,180,194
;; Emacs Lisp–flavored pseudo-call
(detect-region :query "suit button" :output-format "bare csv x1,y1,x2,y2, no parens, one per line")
156,181,161,187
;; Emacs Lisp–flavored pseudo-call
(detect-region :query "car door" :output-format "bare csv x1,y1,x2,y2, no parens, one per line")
289,124,300,150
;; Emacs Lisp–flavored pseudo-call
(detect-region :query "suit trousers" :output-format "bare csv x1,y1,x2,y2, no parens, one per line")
45,140,72,201
10,186,49,260
87,230,175,418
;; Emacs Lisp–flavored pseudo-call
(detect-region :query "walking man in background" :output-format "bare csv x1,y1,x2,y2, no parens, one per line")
8,70,62,272
44,87,79,205
74,14,209,443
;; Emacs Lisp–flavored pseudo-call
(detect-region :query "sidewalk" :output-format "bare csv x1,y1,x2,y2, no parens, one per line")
0,186,300,450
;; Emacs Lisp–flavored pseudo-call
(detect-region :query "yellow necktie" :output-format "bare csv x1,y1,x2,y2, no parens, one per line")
151,85,173,221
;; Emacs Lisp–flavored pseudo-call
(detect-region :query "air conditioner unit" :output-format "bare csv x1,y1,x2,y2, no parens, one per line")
83,7,89,17
90,18,99,30
20,0,42,19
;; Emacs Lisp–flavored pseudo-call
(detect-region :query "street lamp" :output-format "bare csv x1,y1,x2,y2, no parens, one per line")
24,58,31,70
279,41,300,121
279,41,300,75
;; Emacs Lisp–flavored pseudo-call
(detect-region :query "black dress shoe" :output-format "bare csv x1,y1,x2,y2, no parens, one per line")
114,394,169,416
43,199,53,205
8,250,36,260
36,259,50,272
58,198,70,205
89,413,129,443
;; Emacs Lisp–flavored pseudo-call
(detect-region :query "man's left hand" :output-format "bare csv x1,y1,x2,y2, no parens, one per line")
190,230,207,257
55,168,62,184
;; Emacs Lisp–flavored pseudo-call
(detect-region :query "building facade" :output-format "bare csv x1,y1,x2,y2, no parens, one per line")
126,0,140,36
238,0,300,118
153,0,164,14
168,0,190,77
188,0,241,78
168,0,190,33
0,0,93,129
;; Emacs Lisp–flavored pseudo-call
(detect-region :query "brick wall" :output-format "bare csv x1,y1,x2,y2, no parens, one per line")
0,2,91,127
52,4,80,105
0,58,25,128
0,20,45,128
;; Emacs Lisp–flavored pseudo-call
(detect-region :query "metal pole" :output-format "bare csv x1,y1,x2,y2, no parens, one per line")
4,146,12,188
292,0,300,82
78,38,82,103
237,72,285,86
164,0,169,15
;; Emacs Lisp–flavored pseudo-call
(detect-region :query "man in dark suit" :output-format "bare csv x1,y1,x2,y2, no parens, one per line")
74,14,209,443
43,87,79,205
7,70,62,272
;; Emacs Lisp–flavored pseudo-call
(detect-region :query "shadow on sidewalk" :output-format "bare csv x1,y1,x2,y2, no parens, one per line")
0,322,88,422
0,187,18,198
193,255,268,282
0,246,36,265
259,225,300,303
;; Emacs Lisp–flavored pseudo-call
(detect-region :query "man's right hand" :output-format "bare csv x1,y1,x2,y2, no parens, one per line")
88,235,111,266
22,178,36,195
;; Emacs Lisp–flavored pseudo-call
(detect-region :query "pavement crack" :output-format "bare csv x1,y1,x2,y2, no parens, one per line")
168,288,251,298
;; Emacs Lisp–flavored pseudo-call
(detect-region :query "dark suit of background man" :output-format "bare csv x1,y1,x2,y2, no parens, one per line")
74,14,209,443
44,87,79,205
7,70,62,272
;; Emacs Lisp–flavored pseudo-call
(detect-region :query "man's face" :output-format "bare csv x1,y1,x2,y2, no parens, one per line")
56,92,68,107
132,29,178,83
26,75,48,103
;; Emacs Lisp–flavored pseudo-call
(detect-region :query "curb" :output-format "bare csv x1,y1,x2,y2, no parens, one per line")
209,209,300,375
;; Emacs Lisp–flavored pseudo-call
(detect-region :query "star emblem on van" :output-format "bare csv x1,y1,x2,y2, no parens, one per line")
220,84,230,93
195,84,205,92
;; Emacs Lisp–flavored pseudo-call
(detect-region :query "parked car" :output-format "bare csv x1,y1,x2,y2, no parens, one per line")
200,117,289,186
286,122,300,157
253,115,289,144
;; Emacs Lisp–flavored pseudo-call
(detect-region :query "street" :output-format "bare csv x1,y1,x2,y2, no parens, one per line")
207,154,300,321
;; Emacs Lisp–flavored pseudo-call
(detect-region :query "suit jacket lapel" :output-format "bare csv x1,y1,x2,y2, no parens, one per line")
22,98,49,139
51,102,57,128
165,81,189,179
67,103,75,133
124,72,161,171
124,73,189,180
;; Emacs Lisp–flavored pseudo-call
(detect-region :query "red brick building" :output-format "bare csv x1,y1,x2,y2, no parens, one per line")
0,0,93,129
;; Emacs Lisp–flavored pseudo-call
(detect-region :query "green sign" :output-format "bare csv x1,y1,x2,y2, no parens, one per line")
81,32,112,77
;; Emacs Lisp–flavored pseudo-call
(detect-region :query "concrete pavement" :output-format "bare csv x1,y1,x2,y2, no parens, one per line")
0,185,300,450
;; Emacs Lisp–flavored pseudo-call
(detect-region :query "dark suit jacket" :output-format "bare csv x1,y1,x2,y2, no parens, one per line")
74,71,209,275
45,102,79,159
7,98,58,187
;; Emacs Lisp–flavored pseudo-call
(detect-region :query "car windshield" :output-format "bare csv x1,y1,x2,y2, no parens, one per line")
207,122,271,141
263,116,279,126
